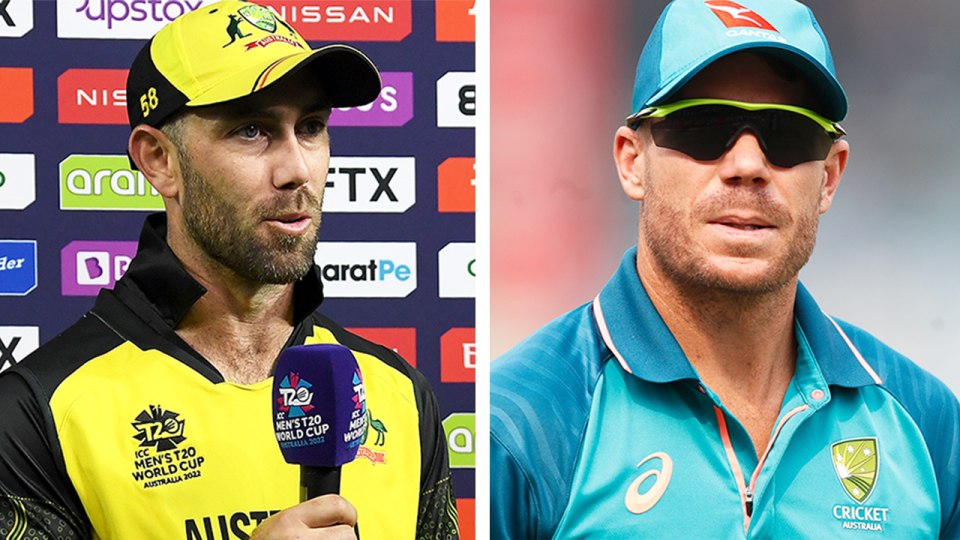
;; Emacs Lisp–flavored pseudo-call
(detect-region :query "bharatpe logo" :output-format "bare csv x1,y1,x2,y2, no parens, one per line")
315,242,416,298
61,240,138,296
832,437,878,503
60,155,162,210
57,0,217,39
276,372,315,418
132,405,186,451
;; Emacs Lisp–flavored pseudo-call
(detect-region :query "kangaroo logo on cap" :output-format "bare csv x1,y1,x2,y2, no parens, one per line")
705,1,778,32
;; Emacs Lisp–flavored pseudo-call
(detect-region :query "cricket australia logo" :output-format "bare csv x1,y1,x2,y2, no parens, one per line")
132,405,186,451
277,372,315,417
831,437,879,503
237,4,277,32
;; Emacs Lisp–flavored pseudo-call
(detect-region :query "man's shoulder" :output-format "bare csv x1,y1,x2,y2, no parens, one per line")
490,301,610,459
4,309,123,398
832,317,958,407
492,301,608,391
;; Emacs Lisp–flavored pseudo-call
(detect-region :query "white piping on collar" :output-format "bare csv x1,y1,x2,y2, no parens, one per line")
824,312,883,385
593,295,633,374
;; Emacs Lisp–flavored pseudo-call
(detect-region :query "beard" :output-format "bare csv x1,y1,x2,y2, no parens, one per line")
640,176,819,298
179,154,322,285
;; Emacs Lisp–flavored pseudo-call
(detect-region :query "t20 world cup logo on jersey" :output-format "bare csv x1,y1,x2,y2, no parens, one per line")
131,405,186,451
831,437,879,503
277,372,315,418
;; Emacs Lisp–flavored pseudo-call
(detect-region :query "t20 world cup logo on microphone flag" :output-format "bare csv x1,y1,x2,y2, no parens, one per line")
272,344,367,467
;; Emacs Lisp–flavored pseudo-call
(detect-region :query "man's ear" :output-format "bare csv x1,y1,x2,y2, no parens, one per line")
614,126,647,201
128,124,181,199
818,139,849,214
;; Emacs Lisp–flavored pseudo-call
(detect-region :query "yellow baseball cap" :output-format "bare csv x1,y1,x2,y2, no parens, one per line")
125,0,381,129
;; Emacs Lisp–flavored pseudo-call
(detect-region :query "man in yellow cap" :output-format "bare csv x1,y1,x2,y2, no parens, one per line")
0,2,458,539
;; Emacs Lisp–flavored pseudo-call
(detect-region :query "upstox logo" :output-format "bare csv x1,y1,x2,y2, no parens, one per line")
61,240,138,296
58,69,128,124
60,155,162,211
0,0,34,37
57,0,216,39
438,242,475,298
315,242,416,298
258,1,411,42
0,153,36,210
323,157,415,213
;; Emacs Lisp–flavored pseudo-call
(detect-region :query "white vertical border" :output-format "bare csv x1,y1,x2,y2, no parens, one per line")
474,0,491,538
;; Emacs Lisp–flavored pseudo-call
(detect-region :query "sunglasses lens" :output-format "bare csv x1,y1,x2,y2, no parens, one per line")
649,105,835,168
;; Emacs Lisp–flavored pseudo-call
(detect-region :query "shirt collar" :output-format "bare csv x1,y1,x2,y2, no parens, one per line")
115,212,325,330
593,246,878,388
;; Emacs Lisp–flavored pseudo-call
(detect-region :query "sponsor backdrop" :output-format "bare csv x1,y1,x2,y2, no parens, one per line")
0,0,476,536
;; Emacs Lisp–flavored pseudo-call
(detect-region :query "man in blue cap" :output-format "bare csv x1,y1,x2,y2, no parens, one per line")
490,1,960,538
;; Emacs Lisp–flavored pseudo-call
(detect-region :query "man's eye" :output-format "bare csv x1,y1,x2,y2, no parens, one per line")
237,125,261,138
300,119,326,135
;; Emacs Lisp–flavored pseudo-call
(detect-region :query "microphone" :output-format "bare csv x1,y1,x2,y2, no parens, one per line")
272,344,367,533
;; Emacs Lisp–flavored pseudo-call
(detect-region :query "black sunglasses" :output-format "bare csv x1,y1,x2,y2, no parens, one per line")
626,99,846,168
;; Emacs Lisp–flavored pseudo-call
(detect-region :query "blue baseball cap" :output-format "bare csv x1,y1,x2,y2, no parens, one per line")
630,0,847,122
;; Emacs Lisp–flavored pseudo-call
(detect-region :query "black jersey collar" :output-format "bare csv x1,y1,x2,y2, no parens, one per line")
118,212,325,330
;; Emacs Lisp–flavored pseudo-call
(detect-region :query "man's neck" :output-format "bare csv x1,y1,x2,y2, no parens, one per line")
171,244,298,386
636,253,798,458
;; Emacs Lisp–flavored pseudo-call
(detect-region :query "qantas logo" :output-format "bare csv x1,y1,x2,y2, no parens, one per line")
705,1,778,31
624,452,673,514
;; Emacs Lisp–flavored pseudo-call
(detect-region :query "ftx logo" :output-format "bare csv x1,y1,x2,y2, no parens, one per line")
0,0,34,37
0,326,40,372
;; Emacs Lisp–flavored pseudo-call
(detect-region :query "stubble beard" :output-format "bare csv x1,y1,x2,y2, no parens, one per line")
640,176,820,302
179,154,323,285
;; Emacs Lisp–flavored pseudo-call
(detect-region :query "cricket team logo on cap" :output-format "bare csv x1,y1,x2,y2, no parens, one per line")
831,437,879,504
705,1,778,31
237,3,276,32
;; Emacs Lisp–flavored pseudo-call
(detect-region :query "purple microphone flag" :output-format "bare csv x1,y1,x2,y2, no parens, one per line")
272,344,367,467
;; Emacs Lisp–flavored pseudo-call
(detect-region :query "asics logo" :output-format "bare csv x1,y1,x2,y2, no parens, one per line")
624,452,673,514
705,1,779,32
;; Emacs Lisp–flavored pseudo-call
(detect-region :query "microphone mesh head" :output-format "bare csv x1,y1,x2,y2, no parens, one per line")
272,344,367,467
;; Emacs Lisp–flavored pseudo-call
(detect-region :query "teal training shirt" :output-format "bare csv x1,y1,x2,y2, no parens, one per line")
490,247,960,539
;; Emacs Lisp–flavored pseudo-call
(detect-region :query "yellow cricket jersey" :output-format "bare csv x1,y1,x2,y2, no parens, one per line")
0,214,458,540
